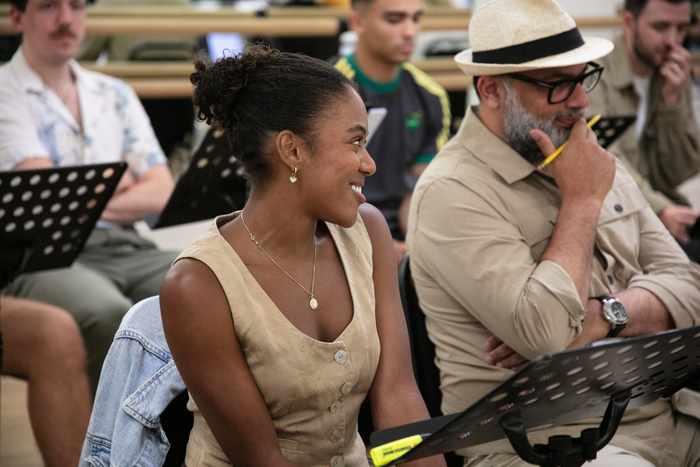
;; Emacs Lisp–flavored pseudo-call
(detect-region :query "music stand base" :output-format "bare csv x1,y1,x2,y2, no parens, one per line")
500,394,631,467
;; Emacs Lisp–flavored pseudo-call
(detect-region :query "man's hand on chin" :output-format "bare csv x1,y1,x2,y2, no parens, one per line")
660,44,691,107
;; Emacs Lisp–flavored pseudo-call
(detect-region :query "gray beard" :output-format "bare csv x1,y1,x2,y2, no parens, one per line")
501,78,586,164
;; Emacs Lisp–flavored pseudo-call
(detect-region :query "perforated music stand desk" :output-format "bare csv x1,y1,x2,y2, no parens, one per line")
0,162,126,290
592,115,636,149
371,325,700,466
146,127,248,229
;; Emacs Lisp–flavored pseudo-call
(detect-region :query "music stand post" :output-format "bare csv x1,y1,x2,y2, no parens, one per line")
370,325,700,467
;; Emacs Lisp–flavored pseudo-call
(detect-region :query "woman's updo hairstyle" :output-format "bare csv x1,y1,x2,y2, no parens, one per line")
191,43,356,184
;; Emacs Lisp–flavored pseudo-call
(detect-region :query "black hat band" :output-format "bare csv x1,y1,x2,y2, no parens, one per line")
472,28,584,65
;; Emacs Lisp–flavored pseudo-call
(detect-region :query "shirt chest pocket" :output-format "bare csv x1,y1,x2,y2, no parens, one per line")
513,185,647,263
598,183,648,225
595,185,648,261
515,204,559,261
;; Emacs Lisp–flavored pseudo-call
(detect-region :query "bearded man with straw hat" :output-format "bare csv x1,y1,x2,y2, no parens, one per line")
406,0,700,465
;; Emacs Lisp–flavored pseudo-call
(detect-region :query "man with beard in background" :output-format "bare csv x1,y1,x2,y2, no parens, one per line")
407,0,700,465
588,0,700,262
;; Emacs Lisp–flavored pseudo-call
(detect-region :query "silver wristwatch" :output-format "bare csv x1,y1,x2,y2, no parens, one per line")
594,295,628,338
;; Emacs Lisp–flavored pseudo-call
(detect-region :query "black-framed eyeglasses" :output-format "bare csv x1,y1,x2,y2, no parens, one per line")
505,62,604,105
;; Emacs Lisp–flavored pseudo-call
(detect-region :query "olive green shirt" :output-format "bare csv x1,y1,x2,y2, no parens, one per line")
406,107,700,464
588,35,700,213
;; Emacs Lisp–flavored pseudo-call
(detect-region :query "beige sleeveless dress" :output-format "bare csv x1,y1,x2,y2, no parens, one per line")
175,212,381,467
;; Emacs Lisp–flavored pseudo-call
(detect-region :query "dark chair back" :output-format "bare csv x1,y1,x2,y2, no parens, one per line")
398,254,463,467
398,254,443,418
161,390,194,467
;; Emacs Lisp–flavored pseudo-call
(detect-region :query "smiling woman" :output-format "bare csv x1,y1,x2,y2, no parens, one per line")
159,43,447,467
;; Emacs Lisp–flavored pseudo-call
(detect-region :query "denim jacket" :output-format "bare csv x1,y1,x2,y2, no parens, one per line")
80,296,187,467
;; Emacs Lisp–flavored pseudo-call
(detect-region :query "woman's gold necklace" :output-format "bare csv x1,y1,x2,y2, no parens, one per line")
240,212,318,310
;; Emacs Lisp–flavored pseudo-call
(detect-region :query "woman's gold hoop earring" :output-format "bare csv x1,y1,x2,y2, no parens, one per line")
290,167,298,184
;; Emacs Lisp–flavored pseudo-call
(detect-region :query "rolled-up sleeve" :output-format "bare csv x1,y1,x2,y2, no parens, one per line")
412,176,586,360
626,204,700,329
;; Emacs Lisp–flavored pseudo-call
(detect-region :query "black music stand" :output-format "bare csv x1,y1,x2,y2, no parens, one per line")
370,325,700,467
145,127,248,229
591,115,636,149
0,162,126,290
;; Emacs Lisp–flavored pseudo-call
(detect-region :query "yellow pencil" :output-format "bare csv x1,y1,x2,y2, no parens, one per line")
537,114,601,171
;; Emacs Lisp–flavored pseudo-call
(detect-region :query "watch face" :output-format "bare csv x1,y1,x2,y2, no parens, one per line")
605,299,628,324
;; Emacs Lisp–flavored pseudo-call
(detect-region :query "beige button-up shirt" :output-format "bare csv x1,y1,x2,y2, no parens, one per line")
588,35,700,212
406,107,700,464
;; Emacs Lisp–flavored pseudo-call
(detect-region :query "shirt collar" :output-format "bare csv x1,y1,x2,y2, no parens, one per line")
457,106,538,185
69,59,102,95
10,47,46,93
347,53,403,94
11,46,97,95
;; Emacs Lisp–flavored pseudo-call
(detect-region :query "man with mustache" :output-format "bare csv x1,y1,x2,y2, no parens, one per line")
0,0,177,396
334,0,451,262
588,0,700,262
407,0,700,465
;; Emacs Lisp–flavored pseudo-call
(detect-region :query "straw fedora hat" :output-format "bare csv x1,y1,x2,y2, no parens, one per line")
455,0,614,76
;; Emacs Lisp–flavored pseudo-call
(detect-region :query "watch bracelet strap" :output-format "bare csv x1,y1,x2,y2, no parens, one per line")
606,322,626,338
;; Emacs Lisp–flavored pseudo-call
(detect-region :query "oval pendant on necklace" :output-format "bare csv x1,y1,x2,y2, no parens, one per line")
310,298,318,310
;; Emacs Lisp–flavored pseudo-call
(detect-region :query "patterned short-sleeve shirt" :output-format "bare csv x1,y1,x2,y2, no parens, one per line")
0,47,166,175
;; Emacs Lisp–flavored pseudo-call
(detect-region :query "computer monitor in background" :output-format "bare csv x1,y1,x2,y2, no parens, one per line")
206,33,246,61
